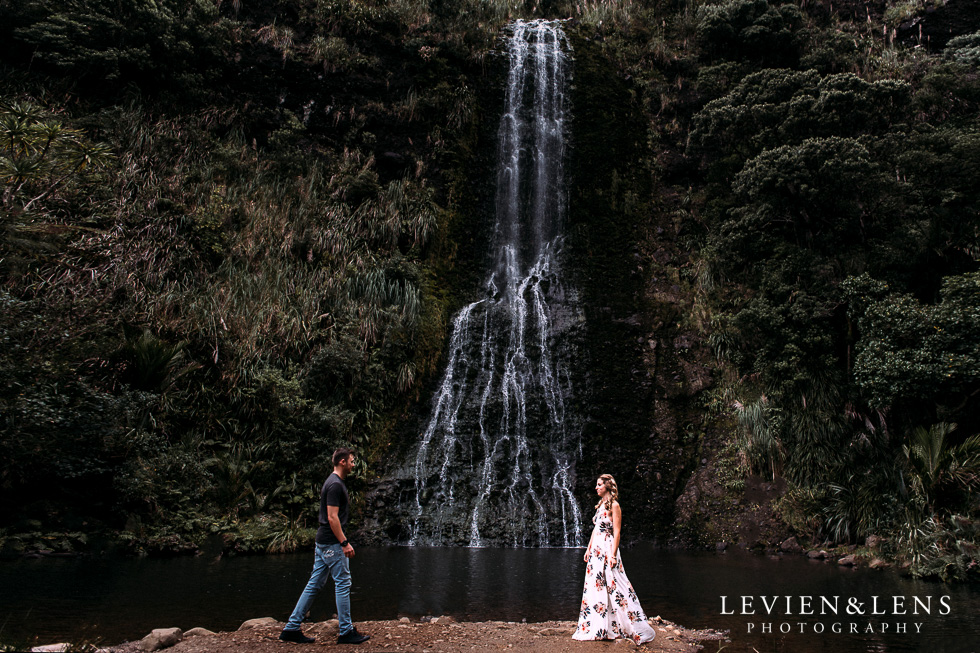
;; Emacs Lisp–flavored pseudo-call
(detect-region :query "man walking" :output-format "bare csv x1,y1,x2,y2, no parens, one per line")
280,448,370,645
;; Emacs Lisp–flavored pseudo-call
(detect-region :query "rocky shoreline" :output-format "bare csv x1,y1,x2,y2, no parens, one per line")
29,617,728,653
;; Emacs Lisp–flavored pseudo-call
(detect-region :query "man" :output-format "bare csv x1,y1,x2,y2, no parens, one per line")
280,447,370,645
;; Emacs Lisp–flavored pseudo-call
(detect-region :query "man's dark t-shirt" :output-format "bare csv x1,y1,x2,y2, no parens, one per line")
316,472,349,545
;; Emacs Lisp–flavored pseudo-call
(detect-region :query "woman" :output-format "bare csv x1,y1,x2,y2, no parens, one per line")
573,474,657,644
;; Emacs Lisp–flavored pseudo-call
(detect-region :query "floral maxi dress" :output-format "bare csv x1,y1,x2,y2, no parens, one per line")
572,505,657,644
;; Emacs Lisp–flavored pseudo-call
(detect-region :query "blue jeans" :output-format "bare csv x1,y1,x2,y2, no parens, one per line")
285,543,352,635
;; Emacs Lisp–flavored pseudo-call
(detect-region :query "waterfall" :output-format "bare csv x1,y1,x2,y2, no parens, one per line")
409,20,583,548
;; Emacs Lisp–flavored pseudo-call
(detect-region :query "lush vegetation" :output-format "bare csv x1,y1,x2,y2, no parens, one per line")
1,0,978,581
677,0,980,580
0,0,503,555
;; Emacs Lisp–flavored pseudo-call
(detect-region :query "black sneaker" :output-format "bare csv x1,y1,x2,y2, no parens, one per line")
279,629,315,644
337,627,370,645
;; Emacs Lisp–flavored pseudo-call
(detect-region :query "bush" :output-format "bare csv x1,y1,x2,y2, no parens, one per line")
697,0,804,67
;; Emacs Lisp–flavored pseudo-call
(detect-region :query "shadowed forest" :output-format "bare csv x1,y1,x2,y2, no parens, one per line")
1,0,978,582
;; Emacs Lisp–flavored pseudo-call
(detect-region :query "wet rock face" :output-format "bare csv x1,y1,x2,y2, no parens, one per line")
397,21,584,549
359,22,590,549
356,23,738,548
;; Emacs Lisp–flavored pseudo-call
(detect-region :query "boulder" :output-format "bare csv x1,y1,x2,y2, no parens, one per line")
140,628,183,652
869,558,891,569
806,549,827,559
779,537,802,553
238,617,278,630
184,627,215,638
838,555,857,567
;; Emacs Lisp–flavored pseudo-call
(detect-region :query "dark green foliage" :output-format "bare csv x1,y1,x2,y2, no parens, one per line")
845,273,980,412
118,328,197,392
11,0,234,100
903,514,980,582
903,423,980,515
730,137,888,254
695,62,751,101
0,0,977,565
688,69,910,165
688,0,980,559
0,0,488,547
697,0,804,67
799,28,867,75
945,30,980,67
0,99,114,273
824,473,901,543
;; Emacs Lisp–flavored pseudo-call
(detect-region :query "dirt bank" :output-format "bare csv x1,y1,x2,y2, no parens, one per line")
101,617,728,653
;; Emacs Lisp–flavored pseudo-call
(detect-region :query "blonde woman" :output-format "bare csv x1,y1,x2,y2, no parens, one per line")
573,474,656,644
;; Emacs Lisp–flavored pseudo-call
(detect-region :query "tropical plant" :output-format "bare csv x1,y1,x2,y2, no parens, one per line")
734,396,785,479
903,422,980,517
119,328,199,392
207,442,273,518
0,100,113,264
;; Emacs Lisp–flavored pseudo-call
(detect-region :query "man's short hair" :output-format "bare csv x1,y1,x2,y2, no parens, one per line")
333,447,355,467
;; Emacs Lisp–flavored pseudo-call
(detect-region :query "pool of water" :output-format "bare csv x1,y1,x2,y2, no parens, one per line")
1,546,977,652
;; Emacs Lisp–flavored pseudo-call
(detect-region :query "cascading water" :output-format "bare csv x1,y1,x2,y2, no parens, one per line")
408,20,585,548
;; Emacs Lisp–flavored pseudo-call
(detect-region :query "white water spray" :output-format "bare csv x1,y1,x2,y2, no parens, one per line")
410,20,583,547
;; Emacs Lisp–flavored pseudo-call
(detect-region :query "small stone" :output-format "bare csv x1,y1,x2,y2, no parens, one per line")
838,555,857,567
869,558,891,569
537,628,566,636
431,615,456,624
238,617,278,630
806,549,827,559
31,644,69,652
183,627,215,638
399,617,411,623
140,627,183,652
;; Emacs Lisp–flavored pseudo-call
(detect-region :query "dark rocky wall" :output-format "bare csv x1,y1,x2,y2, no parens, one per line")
357,23,790,550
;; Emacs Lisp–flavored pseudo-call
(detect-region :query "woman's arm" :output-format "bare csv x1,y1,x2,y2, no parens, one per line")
611,502,622,567
584,528,596,562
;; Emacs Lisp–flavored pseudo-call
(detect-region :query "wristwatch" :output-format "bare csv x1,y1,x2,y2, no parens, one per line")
340,539,350,548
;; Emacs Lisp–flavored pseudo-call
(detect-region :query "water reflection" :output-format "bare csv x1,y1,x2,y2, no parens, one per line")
1,547,977,652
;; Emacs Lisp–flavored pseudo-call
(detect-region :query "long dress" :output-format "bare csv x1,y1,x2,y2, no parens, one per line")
572,504,657,644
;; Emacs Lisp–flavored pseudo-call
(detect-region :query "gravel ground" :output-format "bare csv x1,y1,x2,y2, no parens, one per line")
96,616,728,653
